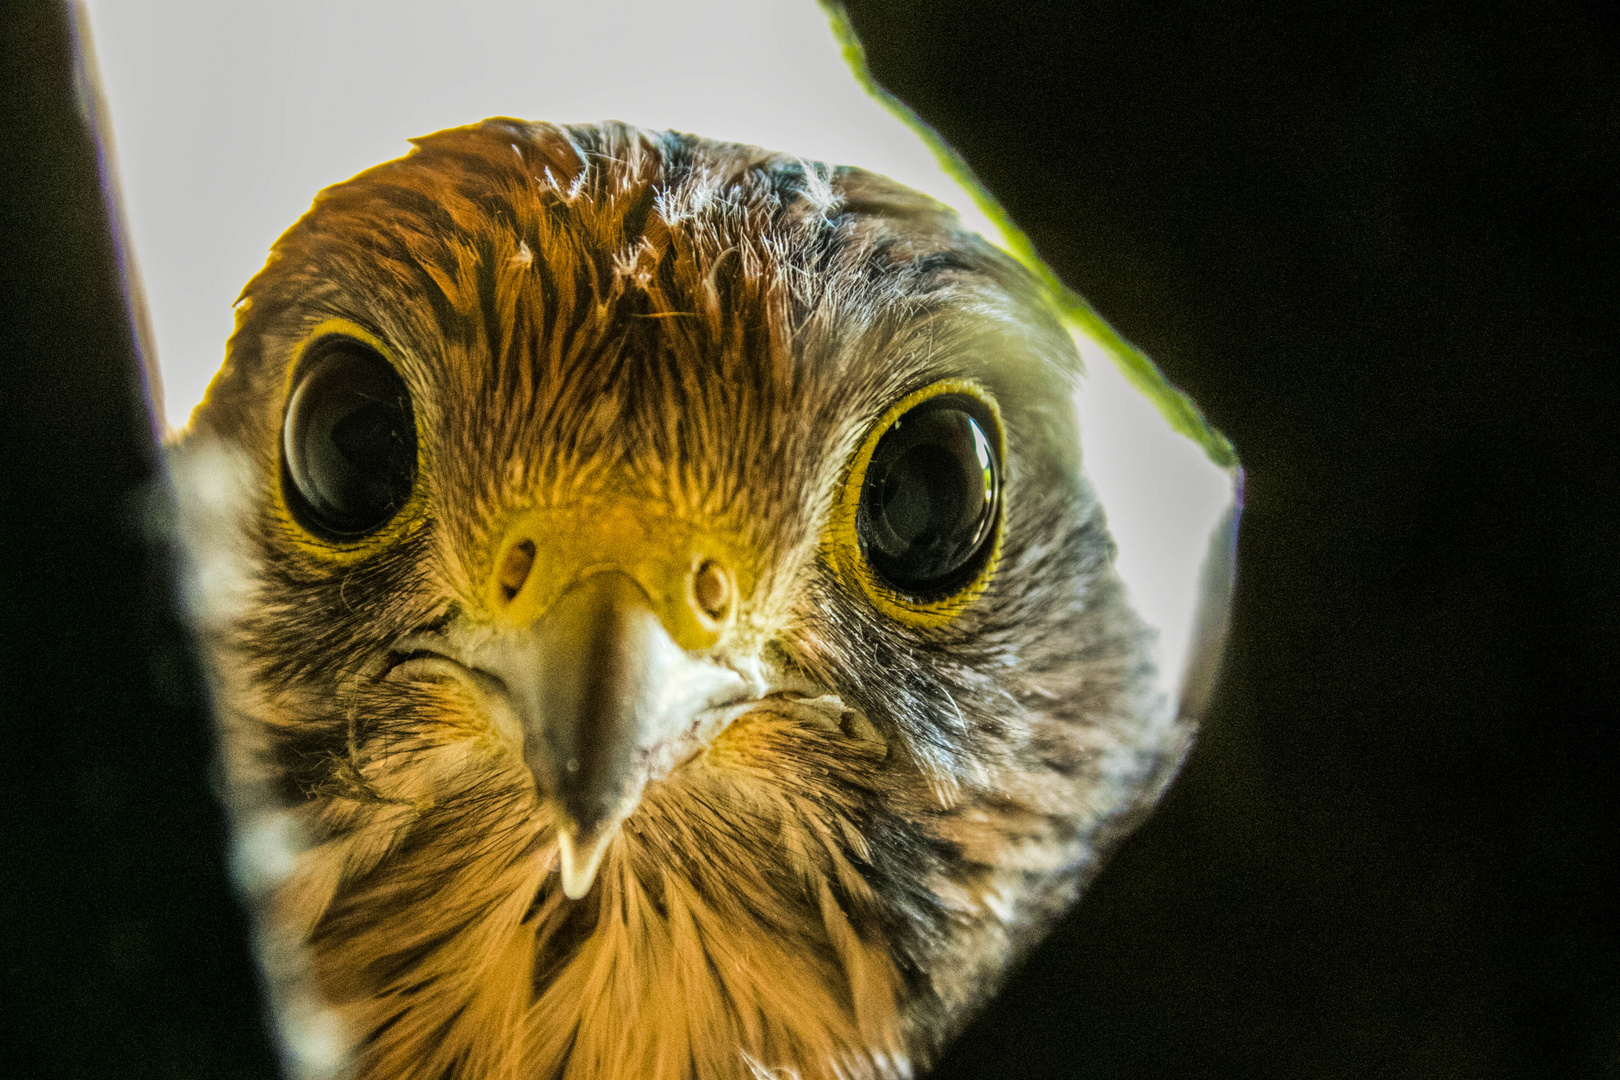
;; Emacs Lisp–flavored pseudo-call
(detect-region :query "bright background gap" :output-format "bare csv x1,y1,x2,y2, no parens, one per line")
79,0,995,431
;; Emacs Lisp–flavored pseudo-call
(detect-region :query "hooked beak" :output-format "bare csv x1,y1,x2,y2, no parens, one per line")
454,570,753,898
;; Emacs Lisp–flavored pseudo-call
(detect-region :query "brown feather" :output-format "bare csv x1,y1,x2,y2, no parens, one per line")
178,119,1175,1080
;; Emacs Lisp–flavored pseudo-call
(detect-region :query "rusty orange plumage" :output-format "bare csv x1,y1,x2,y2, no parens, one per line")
175,119,1181,1080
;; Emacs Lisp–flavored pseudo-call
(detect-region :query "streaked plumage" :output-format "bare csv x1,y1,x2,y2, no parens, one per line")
177,119,1188,1080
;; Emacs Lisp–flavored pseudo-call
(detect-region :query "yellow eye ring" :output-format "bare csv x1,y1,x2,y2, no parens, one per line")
273,318,427,563
823,379,1006,629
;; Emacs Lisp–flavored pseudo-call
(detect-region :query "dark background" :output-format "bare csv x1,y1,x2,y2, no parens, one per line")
1,2,281,1077
2,0,1616,1076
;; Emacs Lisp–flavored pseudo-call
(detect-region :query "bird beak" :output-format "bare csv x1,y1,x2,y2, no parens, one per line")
454,568,753,898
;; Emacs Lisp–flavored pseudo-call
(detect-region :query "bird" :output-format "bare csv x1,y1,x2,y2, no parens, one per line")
174,118,1204,1080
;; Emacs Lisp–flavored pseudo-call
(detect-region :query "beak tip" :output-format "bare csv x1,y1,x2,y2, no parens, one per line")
556,821,617,899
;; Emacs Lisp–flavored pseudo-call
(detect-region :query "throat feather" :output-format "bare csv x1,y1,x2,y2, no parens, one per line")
292,722,910,1080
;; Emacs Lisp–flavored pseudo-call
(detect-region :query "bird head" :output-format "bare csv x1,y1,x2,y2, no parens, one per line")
177,119,1179,1080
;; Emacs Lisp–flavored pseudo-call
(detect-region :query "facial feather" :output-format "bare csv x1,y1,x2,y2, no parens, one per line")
176,119,1172,1080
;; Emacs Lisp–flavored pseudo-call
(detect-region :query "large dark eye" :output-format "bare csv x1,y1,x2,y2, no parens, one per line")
281,337,417,539
857,394,1001,599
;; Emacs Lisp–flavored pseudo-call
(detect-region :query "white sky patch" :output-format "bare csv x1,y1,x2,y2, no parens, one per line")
1071,334,1235,699
80,0,1234,706
78,0,998,431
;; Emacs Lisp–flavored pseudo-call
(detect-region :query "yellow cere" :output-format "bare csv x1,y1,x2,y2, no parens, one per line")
823,379,1006,630
483,502,755,654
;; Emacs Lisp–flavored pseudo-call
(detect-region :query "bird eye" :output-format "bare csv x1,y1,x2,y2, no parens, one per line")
281,336,417,539
857,394,1001,599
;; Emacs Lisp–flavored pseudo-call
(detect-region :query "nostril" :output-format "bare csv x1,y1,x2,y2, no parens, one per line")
498,539,537,602
692,559,732,623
